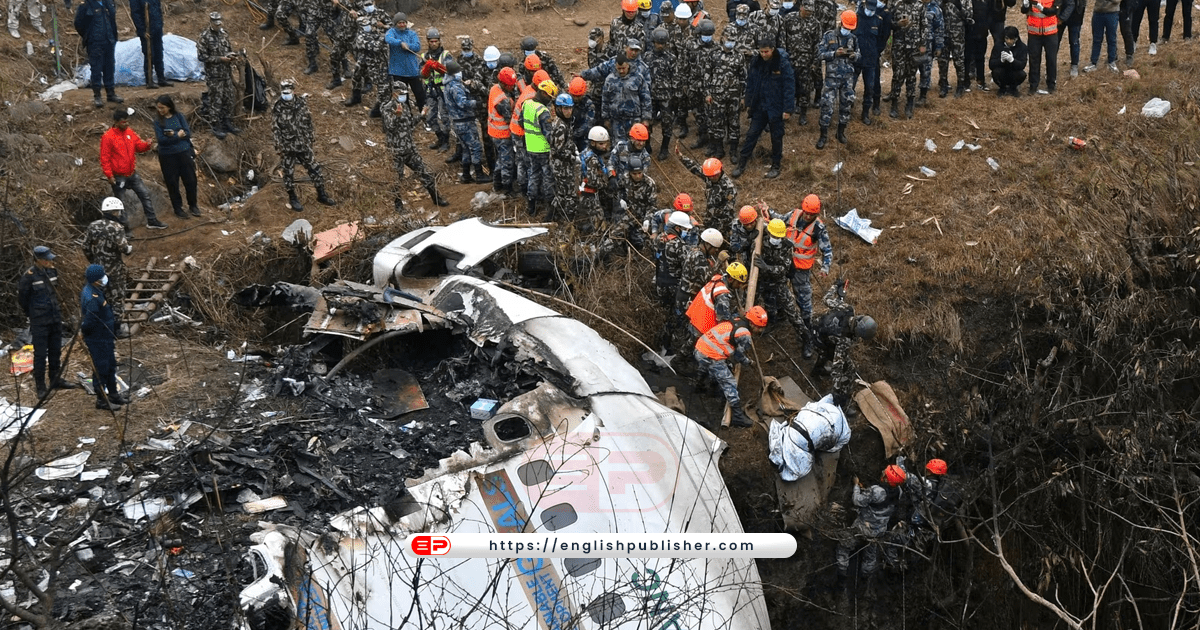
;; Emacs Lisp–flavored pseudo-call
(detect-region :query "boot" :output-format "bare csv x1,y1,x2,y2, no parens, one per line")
802,320,815,359
428,133,443,149
106,90,123,104
798,106,809,126
95,396,122,411
657,140,670,161
368,102,382,118
36,381,48,400
223,118,241,135
525,197,537,216
445,143,462,163
316,186,336,206
889,101,900,118
52,378,78,390
729,158,746,179
303,59,319,75
689,133,707,150
435,133,451,151
473,163,492,183
326,73,343,89
916,87,928,106
427,183,450,206
287,190,303,212
730,404,753,428
157,74,173,88
938,84,949,98
258,14,274,29
710,138,724,159
861,102,872,125
836,123,847,144
955,82,966,98
677,120,689,139
905,95,915,119
284,31,300,46
110,390,131,405
872,102,881,117
211,124,227,140
459,161,474,183
93,91,103,108
815,126,828,150
342,89,362,107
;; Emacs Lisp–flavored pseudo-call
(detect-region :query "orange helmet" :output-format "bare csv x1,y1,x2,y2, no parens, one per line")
629,123,649,141
673,193,693,212
738,205,758,225
745,306,768,327
925,459,948,476
524,54,542,71
622,0,638,10
884,465,907,487
532,69,551,85
840,10,857,29
702,158,722,176
568,76,587,96
499,67,518,87
801,193,821,214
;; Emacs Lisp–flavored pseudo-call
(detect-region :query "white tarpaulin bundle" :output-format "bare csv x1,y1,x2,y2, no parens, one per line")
75,34,205,86
768,394,852,481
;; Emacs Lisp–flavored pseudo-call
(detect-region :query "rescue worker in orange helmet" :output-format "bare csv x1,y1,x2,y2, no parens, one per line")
675,144,740,228
771,192,832,357
694,305,767,427
836,464,905,591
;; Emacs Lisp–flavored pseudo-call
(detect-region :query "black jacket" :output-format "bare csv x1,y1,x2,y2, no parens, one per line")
17,266,63,326
989,36,1028,70
969,0,991,38
744,48,796,117
988,0,1016,25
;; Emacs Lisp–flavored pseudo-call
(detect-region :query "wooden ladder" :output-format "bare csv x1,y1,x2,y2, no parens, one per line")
121,256,183,336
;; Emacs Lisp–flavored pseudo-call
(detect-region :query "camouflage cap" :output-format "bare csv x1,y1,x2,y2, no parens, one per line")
280,77,297,89
736,3,750,14
209,11,222,20
460,36,474,50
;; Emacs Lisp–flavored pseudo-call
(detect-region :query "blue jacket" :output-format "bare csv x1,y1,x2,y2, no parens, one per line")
385,26,422,77
744,48,795,117
153,112,193,155
75,0,118,48
128,0,162,37
80,283,116,344
855,7,890,65
443,75,476,120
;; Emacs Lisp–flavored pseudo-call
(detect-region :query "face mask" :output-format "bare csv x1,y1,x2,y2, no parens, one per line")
363,4,374,11
841,27,851,35
724,40,735,48
397,94,408,103
486,60,497,68
281,92,294,101
768,8,779,15
877,0,886,8
462,51,474,57
701,35,713,42
865,6,875,14
783,1,794,8
588,39,598,48
363,24,372,32
769,237,782,246
524,49,534,56
101,275,109,286
736,18,748,25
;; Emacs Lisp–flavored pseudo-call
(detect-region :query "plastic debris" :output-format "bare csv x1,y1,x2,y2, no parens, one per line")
471,191,503,211
965,144,982,152
952,140,965,151
80,468,110,481
282,219,313,244
172,568,196,579
831,161,843,174
919,166,937,177
470,399,500,420
987,157,1000,171
35,451,91,480
0,397,48,442
39,80,77,101
122,496,169,521
1141,98,1171,117
834,208,883,245
1068,136,1087,150
1118,105,1126,115
924,138,937,152
243,496,288,513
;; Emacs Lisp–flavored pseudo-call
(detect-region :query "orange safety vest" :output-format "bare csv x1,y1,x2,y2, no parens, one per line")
510,86,534,137
690,9,708,28
695,321,750,360
685,274,730,334
787,213,820,270
487,85,513,139
1026,0,1058,36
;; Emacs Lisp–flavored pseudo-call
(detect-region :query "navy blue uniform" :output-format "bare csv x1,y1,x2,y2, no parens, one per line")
80,282,119,403
75,0,119,94
129,0,165,83
18,266,65,391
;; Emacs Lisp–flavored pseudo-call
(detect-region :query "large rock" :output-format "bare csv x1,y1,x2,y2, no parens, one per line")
0,133,51,158
199,142,238,173
6,101,51,124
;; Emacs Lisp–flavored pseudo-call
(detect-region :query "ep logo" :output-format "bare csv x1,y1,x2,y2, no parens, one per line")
411,535,451,556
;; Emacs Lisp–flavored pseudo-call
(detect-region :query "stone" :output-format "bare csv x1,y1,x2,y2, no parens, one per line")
200,142,237,173
6,101,51,123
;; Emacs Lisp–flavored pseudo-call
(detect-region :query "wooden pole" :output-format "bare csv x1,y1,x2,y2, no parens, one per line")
721,214,766,427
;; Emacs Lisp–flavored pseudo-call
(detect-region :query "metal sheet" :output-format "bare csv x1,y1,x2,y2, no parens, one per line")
372,218,548,289
371,369,429,418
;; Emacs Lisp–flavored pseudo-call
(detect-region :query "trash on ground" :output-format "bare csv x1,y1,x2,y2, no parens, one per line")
1118,105,1127,115
642,349,675,369
919,166,937,177
952,140,965,151
0,397,48,442
77,372,129,396
966,143,981,151
9,345,32,375
313,222,360,263
372,369,429,418
171,568,196,580
469,398,500,420
80,468,109,481
39,80,77,101
835,208,883,245
924,139,937,152
243,496,288,513
281,219,313,244
1068,136,1087,150
122,496,169,521
35,451,92,480
1142,97,1171,117
832,161,843,174
470,191,504,210
987,157,1000,171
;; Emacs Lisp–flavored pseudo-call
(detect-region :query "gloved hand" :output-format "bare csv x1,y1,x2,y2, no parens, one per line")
753,254,766,269
124,244,134,255
717,250,731,264
1001,50,1014,63
819,263,831,276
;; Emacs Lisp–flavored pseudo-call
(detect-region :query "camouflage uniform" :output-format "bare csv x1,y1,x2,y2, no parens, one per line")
522,97,555,205
82,217,130,323
753,234,808,341
601,70,652,148
586,35,609,126
677,244,718,322
680,155,738,229
608,13,649,56
570,98,596,151
727,216,758,258
445,72,483,166
783,7,824,111
278,0,334,73
547,113,580,225
271,93,327,196
610,140,651,180
381,85,437,210
458,41,493,166
771,208,832,322
710,42,746,156
749,6,786,47
642,44,677,151
325,0,360,86
350,13,389,107
685,37,721,143
812,283,857,406
618,170,658,247
888,0,931,102
836,483,899,576
693,322,754,409
579,146,615,231
814,0,839,33
919,0,945,90
817,28,860,127
937,0,968,93
423,45,454,143
725,6,759,61
196,24,236,125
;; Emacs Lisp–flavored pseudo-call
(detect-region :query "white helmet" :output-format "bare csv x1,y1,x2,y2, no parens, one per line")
700,228,723,248
101,196,124,213
674,3,692,18
588,126,610,142
668,211,692,229
483,45,501,62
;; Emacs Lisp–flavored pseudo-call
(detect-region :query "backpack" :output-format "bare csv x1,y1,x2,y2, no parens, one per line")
242,60,268,114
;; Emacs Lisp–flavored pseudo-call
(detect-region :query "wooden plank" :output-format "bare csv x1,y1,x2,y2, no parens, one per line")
722,212,765,427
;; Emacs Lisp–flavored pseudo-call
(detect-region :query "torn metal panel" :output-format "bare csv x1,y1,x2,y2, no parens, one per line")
372,218,548,289
430,276,559,342
302,279,451,340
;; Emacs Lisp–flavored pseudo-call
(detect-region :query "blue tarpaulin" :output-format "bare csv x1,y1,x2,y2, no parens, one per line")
75,34,205,86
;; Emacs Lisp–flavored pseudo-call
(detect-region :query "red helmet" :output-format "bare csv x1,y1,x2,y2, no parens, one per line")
532,69,551,85
622,0,638,10
925,459,948,476
629,123,649,141
524,54,542,71
745,306,768,327
498,67,518,87
801,193,821,214
568,76,587,96
737,206,758,225
702,158,722,176
884,465,907,487
673,193,693,212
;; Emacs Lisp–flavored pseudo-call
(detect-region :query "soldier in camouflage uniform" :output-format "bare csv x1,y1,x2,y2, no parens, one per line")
643,28,677,160
343,4,389,117
82,199,133,328
197,12,240,138
272,78,336,212
888,0,931,118
601,54,652,149
457,37,495,170
444,60,491,184
678,152,738,229
685,19,721,150
580,126,618,232
324,0,360,88
937,0,969,97
815,0,840,34
422,29,454,151
277,0,335,77
676,229,724,348
752,218,811,346
609,0,649,57
567,78,596,151
917,0,945,105
610,124,651,182
618,156,657,248
816,11,860,149
812,280,876,414
381,81,448,212
725,4,759,62
711,29,747,160
836,465,904,587
728,205,761,258
586,28,610,128
749,0,786,47
519,36,565,87
546,94,580,225
783,0,824,125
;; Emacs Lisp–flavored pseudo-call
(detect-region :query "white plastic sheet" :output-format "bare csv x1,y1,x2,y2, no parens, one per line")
1141,97,1171,118
35,451,91,480
768,395,851,481
75,34,205,87
0,397,47,443
835,208,882,245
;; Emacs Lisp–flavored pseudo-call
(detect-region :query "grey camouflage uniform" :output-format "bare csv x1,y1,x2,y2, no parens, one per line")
725,5,758,61
197,24,236,125
685,37,721,139
836,483,899,575
350,12,389,105
783,7,824,109
608,13,649,57
547,113,579,225
749,6,786,47
754,233,808,338
618,170,657,247
277,0,334,72
889,0,930,101
642,45,677,148
579,146,615,229
710,41,746,152
937,0,968,90
82,218,130,323
680,155,738,229
381,85,436,205
818,28,860,126
271,93,327,194
326,0,360,84
727,217,758,258
445,73,482,166
611,140,651,180
601,70,651,146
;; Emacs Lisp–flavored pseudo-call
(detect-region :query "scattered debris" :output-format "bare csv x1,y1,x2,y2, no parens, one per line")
0,397,47,442
1068,136,1087,150
854,380,914,457
469,398,500,420
1124,68,1141,79
952,140,965,151
35,451,91,480
835,209,882,244
919,166,937,177
924,139,937,152
1118,105,1127,115
243,496,288,513
312,222,360,263
987,157,1000,171
1142,97,1171,117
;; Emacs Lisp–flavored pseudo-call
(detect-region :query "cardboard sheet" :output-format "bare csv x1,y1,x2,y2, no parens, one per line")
853,380,914,458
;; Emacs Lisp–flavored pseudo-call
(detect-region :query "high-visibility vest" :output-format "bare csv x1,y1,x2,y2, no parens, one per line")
686,274,729,334
787,212,820,270
487,85,512,139
522,99,550,154
1026,0,1058,36
695,321,750,360
510,86,534,137
690,9,708,28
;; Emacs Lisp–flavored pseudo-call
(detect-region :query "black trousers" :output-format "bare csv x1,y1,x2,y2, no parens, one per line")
993,67,1028,88
1132,0,1160,42
30,321,64,387
739,109,785,168
159,150,198,214
87,42,117,92
1027,33,1059,90
392,75,427,110
1120,0,1136,54
1163,0,1193,38
966,35,989,83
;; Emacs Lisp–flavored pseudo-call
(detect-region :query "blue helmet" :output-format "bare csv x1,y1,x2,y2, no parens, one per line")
555,94,574,107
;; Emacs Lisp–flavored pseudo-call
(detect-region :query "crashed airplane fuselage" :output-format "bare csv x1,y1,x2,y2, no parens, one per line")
241,220,772,630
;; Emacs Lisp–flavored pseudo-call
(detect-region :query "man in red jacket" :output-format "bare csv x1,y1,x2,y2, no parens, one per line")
100,109,166,230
